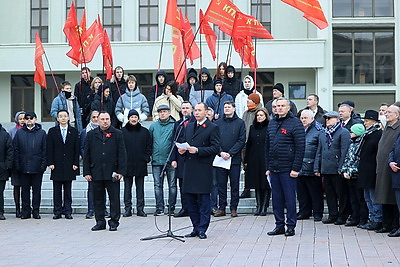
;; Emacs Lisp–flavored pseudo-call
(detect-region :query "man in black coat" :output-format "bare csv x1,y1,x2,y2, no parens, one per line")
13,111,47,219
222,65,241,100
0,124,13,220
265,98,305,237
178,102,220,239
84,112,127,231
214,101,246,218
74,67,94,128
47,110,80,220
171,101,195,217
338,103,362,131
121,109,151,217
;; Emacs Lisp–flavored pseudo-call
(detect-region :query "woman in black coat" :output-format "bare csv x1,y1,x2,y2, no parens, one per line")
91,86,117,127
244,108,271,216
0,125,13,220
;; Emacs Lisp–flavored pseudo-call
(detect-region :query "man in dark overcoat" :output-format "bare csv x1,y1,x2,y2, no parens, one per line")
47,110,79,219
178,102,220,239
121,109,151,217
84,112,127,231
0,124,13,220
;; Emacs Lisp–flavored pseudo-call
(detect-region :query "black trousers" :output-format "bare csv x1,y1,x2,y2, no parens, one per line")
297,175,324,218
324,174,349,219
123,176,145,212
53,180,72,216
0,180,5,214
21,173,43,216
382,204,399,230
93,180,120,227
178,178,187,210
347,179,368,223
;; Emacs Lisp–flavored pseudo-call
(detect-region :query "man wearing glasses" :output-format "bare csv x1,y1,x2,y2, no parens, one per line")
13,111,47,219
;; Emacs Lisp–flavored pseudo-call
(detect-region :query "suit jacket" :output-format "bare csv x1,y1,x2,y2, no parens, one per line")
47,125,80,181
182,119,220,194
83,126,127,180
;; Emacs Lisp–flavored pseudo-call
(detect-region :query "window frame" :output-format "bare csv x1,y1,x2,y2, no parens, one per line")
31,0,49,43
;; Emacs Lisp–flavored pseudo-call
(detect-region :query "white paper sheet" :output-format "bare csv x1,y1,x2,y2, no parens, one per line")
175,142,190,149
213,156,232,169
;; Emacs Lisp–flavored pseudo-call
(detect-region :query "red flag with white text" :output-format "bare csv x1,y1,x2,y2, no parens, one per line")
34,32,47,88
199,9,217,60
181,11,201,65
172,27,186,84
281,0,328,29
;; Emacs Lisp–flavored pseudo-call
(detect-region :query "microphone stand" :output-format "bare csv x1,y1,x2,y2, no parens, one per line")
141,117,188,242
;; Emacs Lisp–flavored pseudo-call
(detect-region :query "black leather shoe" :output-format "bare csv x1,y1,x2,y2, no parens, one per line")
0,214,5,220
285,228,295,237
297,214,310,220
184,231,198,237
91,224,106,231
344,220,359,227
198,232,207,239
137,210,147,217
21,214,31,219
65,214,73,219
366,221,382,230
53,214,62,220
322,217,337,224
334,218,346,225
388,228,400,237
375,227,392,233
33,214,41,219
109,226,118,231
314,216,322,222
267,227,285,236
123,210,132,217
85,211,94,219
174,209,188,217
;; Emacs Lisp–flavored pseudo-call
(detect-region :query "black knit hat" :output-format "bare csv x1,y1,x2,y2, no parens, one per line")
128,109,139,118
272,83,284,95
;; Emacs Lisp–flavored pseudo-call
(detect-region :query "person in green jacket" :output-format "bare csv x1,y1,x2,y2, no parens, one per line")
149,105,177,216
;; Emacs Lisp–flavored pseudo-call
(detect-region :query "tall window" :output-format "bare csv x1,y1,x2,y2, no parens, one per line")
249,71,274,103
251,0,271,32
11,76,35,122
333,29,395,85
66,0,85,20
333,0,394,17
139,0,159,41
103,0,122,41
31,0,49,43
42,75,65,121
178,0,196,29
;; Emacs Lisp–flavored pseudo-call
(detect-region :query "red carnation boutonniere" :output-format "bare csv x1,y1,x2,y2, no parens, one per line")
281,128,287,135
105,132,112,138
202,124,207,128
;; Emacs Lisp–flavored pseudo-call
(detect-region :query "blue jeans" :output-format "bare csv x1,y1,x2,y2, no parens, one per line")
270,171,297,228
364,188,382,223
152,165,177,211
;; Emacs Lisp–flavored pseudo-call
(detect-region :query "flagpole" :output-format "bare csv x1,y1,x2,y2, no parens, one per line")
253,0,261,92
225,37,232,65
43,52,60,93
216,28,220,79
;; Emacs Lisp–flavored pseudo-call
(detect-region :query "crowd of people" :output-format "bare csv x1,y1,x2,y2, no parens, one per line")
0,64,399,239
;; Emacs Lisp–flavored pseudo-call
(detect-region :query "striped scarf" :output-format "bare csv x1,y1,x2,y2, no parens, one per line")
325,121,341,147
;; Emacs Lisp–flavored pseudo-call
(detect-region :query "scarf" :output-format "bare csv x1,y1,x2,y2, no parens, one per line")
247,103,258,111
86,121,99,133
356,122,380,155
325,121,341,147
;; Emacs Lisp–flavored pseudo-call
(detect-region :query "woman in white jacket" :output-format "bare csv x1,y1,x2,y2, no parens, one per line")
235,75,264,119
152,80,183,121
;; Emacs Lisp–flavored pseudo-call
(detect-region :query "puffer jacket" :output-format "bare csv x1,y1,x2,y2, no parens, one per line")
115,87,149,126
50,93,83,133
299,120,323,176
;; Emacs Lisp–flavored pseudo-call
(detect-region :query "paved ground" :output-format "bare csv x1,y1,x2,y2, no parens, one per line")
1,213,400,266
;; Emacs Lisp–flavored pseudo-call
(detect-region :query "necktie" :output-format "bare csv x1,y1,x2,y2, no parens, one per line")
341,122,345,127
62,128,66,144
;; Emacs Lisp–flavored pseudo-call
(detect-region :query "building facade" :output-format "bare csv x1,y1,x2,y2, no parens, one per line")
0,0,397,122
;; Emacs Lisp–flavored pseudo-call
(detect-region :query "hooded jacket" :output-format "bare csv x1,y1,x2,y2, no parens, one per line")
91,90,117,127
222,65,242,99
115,87,149,126
74,76,94,110
190,67,214,107
9,111,25,139
235,75,264,119
50,92,83,133
178,68,198,101
107,71,128,104
148,70,169,116
205,89,233,120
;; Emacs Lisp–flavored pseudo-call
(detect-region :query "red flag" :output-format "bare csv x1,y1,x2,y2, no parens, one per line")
232,36,258,70
180,11,201,65
80,10,87,33
204,0,240,35
67,19,104,65
102,30,113,80
34,32,46,88
63,2,80,50
232,11,273,39
199,9,217,60
281,0,328,30
172,27,186,84
165,0,182,30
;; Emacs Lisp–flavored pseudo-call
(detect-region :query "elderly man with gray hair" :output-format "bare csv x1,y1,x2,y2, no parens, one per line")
296,109,324,221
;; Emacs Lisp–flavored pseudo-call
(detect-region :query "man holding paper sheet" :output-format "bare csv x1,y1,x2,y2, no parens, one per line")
214,101,246,218
178,102,220,239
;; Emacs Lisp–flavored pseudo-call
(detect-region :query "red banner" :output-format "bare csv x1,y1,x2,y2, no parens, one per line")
181,12,201,65
165,0,182,30
204,0,240,35
102,30,113,80
63,2,81,51
232,11,273,40
281,0,328,30
172,27,186,84
34,32,46,88
199,9,217,60
232,36,257,70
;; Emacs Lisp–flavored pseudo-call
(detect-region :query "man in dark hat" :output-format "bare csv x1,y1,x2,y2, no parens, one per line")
13,111,47,219
338,103,362,131
149,104,176,216
265,83,297,116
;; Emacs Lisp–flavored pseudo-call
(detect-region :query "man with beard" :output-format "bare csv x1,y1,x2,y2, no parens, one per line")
121,109,151,217
84,112,127,231
74,67,93,128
